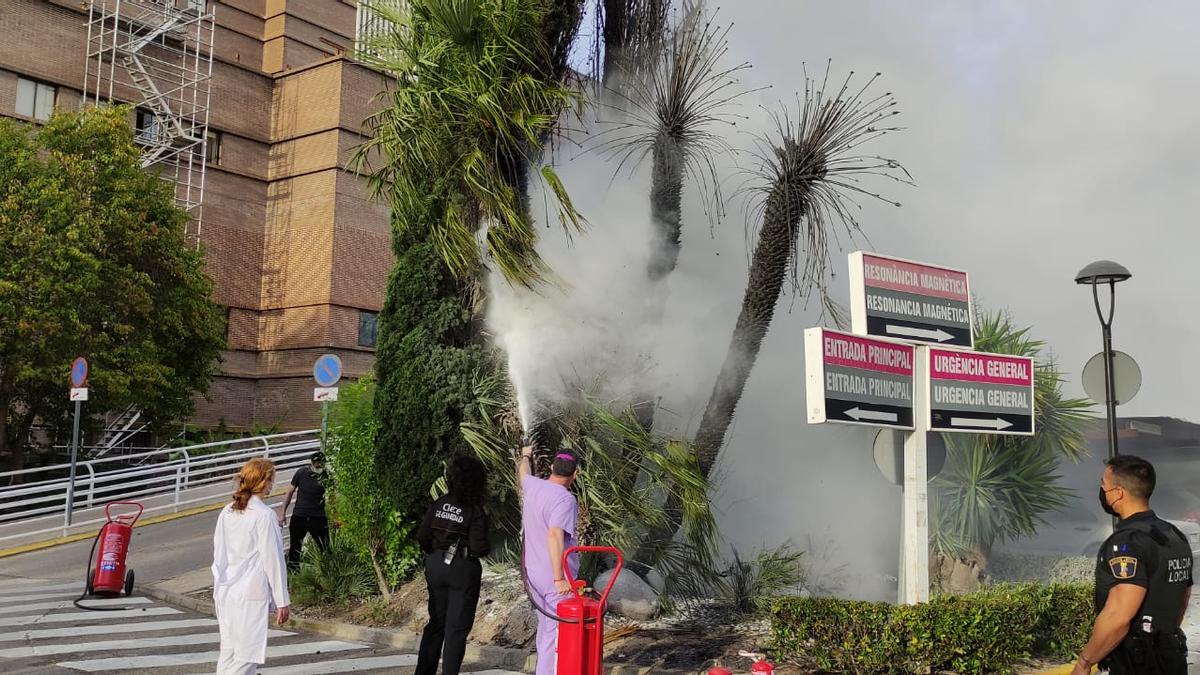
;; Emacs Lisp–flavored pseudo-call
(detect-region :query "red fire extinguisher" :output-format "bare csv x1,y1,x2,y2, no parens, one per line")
556,545,624,675
77,501,142,607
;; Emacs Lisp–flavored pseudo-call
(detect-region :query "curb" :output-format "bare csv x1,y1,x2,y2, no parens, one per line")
1022,658,1089,667
0,487,289,560
139,584,695,675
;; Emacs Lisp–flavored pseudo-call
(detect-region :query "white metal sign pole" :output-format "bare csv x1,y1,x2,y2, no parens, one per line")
900,345,930,604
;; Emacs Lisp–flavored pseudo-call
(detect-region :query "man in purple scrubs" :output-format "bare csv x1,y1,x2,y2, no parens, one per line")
518,443,580,675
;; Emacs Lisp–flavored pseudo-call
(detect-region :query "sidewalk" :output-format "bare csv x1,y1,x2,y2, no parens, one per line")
141,568,694,675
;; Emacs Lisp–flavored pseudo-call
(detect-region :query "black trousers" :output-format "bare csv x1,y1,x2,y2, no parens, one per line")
287,515,330,567
416,551,482,675
1103,630,1188,675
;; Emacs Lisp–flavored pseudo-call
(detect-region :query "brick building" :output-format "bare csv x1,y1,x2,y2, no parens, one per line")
0,0,394,431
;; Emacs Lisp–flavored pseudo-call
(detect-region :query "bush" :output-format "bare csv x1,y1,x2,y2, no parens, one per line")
717,544,806,615
327,375,423,596
770,582,1094,674
290,534,375,606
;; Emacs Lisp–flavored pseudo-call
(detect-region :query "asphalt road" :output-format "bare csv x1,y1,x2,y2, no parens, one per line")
1,505,227,586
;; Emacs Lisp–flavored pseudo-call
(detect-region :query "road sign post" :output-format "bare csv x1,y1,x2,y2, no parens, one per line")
313,354,343,454
65,357,89,530
805,252,1039,605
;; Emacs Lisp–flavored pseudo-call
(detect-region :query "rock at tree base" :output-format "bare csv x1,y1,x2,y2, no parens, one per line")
595,569,660,620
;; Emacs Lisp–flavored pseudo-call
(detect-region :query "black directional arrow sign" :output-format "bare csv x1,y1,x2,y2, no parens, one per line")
805,328,915,430
849,252,974,348
928,347,1035,436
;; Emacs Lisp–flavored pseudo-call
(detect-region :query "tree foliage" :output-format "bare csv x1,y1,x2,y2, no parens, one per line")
931,311,1093,562
354,0,585,287
0,107,224,471
461,369,720,600
372,232,488,525
325,374,423,597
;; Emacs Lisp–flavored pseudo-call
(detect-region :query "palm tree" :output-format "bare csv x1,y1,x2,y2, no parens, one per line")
930,312,1092,591
460,370,720,599
581,6,751,485
691,68,911,477
352,0,586,287
592,0,670,85
598,6,748,282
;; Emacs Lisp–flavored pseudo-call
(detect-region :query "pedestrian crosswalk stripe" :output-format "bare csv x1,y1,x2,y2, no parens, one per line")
0,596,152,616
258,654,420,674
0,581,81,596
0,629,292,658
0,591,83,604
0,617,218,643
0,605,181,628
56,639,368,672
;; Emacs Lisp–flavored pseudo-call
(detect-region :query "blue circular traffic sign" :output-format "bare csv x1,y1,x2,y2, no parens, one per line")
70,357,89,388
313,354,343,387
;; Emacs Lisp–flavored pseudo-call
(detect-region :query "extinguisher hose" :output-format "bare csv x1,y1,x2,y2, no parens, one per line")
517,538,598,625
72,528,135,612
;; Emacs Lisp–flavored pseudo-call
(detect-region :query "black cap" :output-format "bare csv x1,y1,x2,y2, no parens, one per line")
311,452,325,463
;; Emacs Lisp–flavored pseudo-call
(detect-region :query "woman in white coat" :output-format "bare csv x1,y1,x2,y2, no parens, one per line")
212,457,290,674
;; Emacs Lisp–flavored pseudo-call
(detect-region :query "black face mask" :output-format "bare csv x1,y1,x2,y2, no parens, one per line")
1099,487,1120,517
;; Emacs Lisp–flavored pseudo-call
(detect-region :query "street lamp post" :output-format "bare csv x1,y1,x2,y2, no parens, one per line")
1075,260,1132,461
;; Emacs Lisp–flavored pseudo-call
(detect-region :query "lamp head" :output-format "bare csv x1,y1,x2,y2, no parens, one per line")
1075,260,1131,286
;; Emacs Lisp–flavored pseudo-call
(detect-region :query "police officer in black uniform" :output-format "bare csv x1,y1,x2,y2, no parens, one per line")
1073,455,1193,675
415,455,490,675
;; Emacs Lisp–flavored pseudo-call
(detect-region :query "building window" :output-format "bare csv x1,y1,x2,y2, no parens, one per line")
16,77,56,121
205,130,221,165
358,311,378,348
135,108,165,146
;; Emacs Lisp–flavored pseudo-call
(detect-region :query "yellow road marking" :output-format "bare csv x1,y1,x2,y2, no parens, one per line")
0,488,286,559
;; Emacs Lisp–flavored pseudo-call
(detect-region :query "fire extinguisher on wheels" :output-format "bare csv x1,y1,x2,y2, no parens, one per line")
74,500,143,611
556,545,624,675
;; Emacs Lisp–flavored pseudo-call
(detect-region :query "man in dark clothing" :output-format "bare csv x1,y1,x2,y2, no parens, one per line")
278,452,330,569
1073,455,1193,675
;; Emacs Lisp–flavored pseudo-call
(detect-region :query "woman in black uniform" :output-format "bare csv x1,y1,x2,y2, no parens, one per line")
415,455,490,675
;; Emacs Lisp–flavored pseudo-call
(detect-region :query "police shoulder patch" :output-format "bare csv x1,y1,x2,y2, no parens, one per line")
1109,555,1139,579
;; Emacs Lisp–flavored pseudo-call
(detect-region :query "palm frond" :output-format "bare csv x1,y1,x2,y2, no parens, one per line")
459,367,719,600
741,62,913,300
351,0,585,287
931,310,1094,554
593,6,752,226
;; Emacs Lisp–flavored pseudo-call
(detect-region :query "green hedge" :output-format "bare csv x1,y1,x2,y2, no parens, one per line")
770,583,1093,674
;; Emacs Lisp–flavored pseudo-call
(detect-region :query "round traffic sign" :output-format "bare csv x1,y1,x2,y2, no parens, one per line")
313,354,343,387
70,357,89,388
1082,351,1141,406
873,430,947,487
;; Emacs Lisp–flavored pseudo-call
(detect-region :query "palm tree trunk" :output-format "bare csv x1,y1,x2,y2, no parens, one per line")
634,179,808,563
647,132,684,281
602,0,629,81
617,133,681,491
692,184,807,476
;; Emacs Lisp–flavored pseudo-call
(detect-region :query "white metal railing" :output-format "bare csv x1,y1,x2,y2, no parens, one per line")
0,430,320,546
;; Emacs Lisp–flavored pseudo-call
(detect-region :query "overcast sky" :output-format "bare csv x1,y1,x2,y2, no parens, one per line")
549,1,1200,595
719,1,1200,421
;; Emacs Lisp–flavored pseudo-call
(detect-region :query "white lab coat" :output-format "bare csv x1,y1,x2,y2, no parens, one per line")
212,496,289,669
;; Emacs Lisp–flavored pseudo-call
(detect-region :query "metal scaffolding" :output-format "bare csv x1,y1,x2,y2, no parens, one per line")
84,0,215,244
